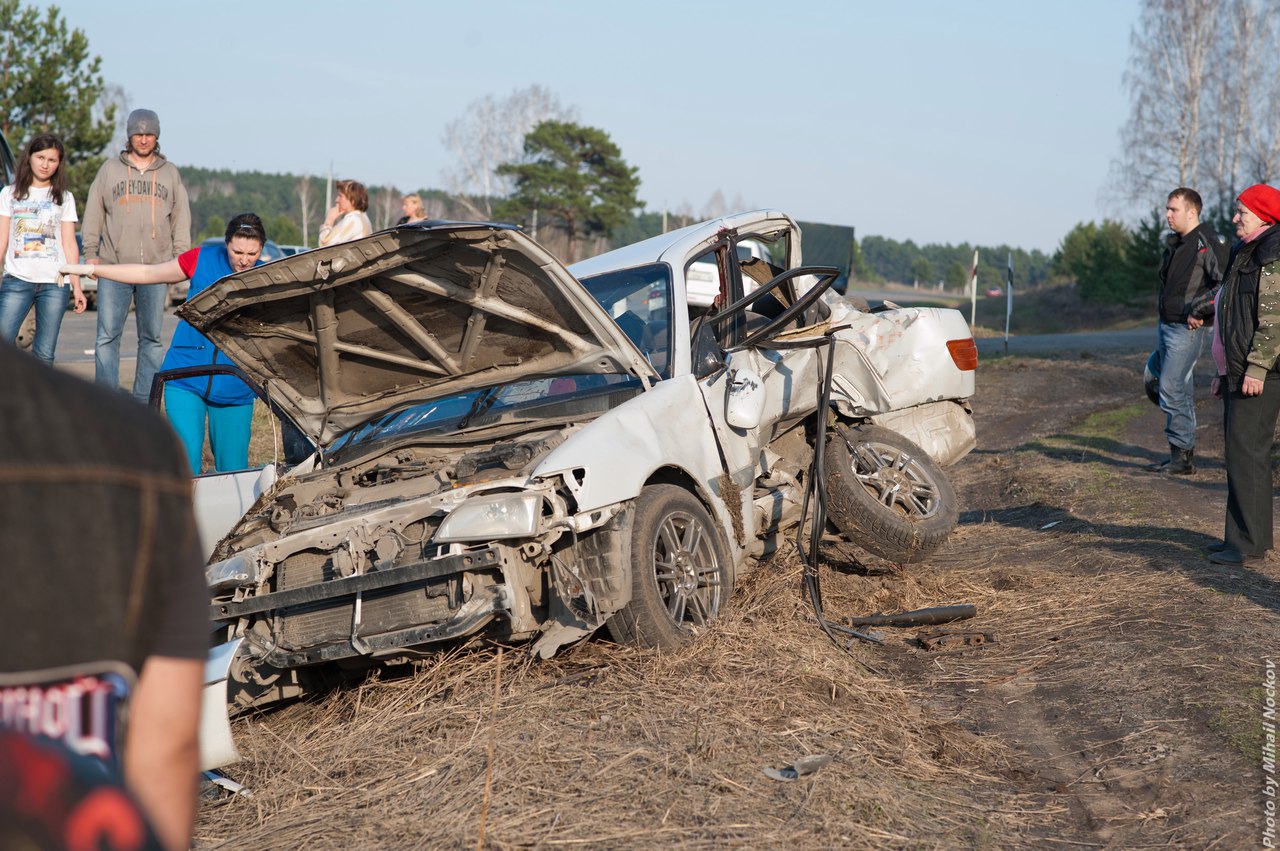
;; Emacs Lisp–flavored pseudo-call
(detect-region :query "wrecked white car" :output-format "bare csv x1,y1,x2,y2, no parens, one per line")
188,210,976,743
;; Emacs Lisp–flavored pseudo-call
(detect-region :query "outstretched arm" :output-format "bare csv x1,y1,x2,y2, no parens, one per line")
125,655,202,851
60,258,185,285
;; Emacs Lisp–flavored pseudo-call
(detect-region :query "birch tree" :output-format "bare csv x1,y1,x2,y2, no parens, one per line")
441,85,576,217
297,175,315,246
1112,0,1280,215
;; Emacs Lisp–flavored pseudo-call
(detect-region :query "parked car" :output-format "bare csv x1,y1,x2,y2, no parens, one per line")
985,285,1003,298
179,211,977,767
278,244,309,257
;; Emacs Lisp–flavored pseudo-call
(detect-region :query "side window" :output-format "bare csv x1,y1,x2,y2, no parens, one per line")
686,245,728,312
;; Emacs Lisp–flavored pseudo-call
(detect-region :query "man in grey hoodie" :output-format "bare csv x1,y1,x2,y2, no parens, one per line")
81,109,191,403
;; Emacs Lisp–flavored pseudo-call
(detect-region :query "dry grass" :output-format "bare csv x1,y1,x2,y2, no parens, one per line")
196,553,1026,850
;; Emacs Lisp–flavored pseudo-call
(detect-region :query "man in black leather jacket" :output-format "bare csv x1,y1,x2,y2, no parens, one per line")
1148,188,1227,475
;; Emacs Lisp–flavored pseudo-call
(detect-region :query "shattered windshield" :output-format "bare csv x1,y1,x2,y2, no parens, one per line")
328,373,644,458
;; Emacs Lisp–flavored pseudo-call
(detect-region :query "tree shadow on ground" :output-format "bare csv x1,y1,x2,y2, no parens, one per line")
1017,433,1231,492
959,502,1280,617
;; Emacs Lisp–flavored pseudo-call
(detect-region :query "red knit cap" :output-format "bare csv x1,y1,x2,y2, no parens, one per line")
1238,184,1280,224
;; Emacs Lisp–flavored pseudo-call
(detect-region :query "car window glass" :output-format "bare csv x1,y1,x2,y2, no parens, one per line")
685,247,725,311
580,263,673,378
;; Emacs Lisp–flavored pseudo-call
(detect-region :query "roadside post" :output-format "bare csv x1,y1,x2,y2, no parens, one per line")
968,249,979,329
1004,252,1013,354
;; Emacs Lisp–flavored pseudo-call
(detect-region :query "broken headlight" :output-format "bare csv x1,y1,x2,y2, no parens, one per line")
435,493,542,543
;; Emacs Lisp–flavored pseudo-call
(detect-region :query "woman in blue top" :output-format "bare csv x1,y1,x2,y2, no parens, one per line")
63,213,267,474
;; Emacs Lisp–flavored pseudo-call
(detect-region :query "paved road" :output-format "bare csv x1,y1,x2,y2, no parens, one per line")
975,326,1154,357
55,307,181,364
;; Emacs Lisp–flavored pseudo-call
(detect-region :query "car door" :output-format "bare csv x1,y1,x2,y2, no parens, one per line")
149,365,312,559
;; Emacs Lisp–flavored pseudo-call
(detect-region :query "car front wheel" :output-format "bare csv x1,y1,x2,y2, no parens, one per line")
607,484,731,651
823,424,958,564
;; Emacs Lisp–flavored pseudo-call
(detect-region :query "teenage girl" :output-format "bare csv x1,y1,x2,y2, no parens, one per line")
0,134,87,364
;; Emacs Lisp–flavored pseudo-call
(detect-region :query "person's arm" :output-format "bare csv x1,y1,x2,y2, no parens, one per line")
61,257,185,285
170,173,192,255
60,219,87,313
319,211,366,246
80,172,105,262
1243,259,1280,394
317,205,342,246
124,655,202,851
0,215,9,275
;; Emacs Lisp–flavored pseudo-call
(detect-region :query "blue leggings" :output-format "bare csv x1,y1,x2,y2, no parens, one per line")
164,384,254,475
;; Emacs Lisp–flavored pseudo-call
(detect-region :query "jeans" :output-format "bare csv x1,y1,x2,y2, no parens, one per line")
1155,321,1203,450
0,276,70,366
95,277,168,403
164,384,254,475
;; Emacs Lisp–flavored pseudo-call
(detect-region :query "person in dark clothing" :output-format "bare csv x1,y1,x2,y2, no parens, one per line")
0,341,208,850
1147,187,1228,475
1205,183,1280,566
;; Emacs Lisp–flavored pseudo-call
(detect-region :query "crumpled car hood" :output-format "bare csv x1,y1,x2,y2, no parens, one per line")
178,223,655,446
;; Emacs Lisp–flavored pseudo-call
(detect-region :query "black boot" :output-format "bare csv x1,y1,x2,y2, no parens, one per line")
1147,444,1195,475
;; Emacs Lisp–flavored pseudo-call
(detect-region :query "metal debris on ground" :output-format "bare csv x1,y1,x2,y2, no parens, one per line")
846,604,977,628
915,629,997,652
763,754,834,782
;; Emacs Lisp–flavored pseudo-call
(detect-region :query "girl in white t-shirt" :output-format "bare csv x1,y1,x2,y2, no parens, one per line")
0,134,87,365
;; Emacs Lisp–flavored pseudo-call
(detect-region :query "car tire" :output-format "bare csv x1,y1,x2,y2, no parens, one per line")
606,484,731,651
823,424,958,564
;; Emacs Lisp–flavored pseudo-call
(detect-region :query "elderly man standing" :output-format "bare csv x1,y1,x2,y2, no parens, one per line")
82,108,191,403
1147,187,1227,475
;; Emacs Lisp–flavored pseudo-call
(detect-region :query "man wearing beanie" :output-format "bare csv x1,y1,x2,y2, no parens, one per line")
81,108,191,403
1147,187,1227,476
1204,183,1280,566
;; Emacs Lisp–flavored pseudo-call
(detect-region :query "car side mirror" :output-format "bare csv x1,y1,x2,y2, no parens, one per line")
692,319,726,380
725,367,765,430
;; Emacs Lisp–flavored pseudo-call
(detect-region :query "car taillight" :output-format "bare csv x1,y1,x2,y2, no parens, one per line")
946,338,978,371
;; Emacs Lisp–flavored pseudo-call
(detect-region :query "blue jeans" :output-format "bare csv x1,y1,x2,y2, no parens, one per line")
95,277,168,403
163,384,254,475
1155,321,1203,450
0,276,70,366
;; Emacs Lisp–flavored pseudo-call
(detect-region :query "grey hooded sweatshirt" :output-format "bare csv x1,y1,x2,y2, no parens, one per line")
80,151,191,264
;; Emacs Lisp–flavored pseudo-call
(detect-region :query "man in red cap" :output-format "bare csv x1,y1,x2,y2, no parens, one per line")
1204,183,1280,565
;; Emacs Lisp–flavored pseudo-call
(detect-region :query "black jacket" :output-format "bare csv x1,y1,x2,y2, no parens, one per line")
1160,222,1226,324
1217,224,1280,388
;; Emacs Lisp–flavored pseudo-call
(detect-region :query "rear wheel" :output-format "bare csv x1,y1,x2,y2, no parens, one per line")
824,424,958,563
607,484,731,650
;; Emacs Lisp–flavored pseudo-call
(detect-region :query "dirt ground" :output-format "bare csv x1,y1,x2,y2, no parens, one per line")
195,346,1278,850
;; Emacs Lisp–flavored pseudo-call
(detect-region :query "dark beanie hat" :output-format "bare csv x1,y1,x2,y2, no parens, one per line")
1238,184,1280,224
126,109,160,138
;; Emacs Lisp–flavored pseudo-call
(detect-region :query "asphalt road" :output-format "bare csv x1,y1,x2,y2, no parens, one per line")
975,326,1154,357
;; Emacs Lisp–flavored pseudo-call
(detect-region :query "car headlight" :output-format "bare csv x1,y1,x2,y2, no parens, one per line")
206,553,257,592
435,493,542,543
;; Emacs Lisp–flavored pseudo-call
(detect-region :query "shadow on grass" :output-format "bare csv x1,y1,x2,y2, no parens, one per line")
959,501,1280,617
1017,432,1228,488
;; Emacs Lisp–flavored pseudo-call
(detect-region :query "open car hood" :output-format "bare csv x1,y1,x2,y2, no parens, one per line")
179,223,657,446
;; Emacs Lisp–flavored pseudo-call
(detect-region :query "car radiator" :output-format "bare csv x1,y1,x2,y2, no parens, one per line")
274,548,456,650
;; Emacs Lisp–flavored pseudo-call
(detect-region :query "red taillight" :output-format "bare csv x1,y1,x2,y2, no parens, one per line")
946,338,978,371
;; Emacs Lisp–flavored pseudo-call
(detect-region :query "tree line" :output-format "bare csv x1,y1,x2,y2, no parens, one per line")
2,0,1175,301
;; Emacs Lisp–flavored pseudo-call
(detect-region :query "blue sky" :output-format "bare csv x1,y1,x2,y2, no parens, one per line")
48,0,1137,252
